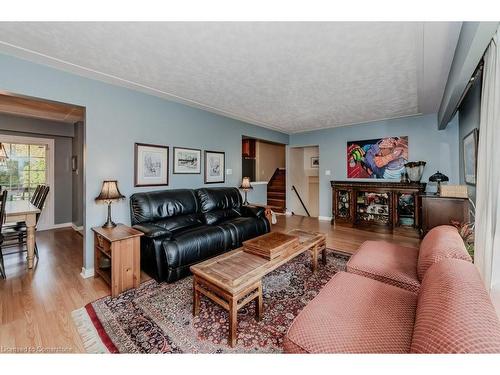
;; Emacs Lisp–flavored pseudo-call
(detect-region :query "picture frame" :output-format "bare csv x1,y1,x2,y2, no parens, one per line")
134,143,169,187
463,129,479,186
204,150,225,184
173,147,201,174
311,156,319,168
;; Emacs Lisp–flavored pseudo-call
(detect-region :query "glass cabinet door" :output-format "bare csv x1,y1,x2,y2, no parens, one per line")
397,192,416,227
336,189,351,220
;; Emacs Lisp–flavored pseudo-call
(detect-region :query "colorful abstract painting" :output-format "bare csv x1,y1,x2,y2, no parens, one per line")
347,136,408,179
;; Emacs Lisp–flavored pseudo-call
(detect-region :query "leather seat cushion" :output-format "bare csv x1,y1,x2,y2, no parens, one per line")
217,216,269,247
346,241,420,293
284,272,417,353
154,214,203,234
203,208,241,225
162,225,231,268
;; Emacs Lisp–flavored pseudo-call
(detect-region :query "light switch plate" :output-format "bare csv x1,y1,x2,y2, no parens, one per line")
226,169,233,175
325,170,331,176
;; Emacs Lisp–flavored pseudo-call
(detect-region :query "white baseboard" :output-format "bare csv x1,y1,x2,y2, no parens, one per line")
80,267,95,279
318,216,333,221
72,223,84,231
51,222,73,229
285,210,293,216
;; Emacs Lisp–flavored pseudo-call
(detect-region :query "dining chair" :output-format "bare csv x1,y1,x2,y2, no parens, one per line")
0,189,9,279
1,185,50,260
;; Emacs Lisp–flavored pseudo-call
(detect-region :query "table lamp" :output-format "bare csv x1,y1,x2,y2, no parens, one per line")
95,180,125,228
429,171,449,195
239,177,253,206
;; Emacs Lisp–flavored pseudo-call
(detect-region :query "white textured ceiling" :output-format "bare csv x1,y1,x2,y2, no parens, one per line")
0,22,461,133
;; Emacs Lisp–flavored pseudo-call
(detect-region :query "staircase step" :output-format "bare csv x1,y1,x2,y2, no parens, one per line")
268,205,286,214
267,198,285,207
268,192,285,198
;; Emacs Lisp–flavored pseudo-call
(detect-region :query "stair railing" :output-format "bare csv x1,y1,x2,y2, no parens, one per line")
291,185,310,217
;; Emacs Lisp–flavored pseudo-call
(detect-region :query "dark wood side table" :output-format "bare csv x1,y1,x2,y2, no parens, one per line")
92,224,143,297
419,194,470,235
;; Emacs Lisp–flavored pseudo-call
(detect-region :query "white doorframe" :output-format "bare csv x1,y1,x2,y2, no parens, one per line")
0,134,55,230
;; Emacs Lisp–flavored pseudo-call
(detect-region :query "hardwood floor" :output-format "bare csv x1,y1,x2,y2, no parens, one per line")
273,214,420,254
0,217,420,353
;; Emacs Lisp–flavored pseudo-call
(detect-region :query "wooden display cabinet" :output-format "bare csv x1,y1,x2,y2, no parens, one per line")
92,224,143,297
331,181,426,237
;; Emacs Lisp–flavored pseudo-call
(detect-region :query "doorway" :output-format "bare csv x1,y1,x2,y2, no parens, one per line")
288,145,319,217
0,135,55,230
0,91,85,273
241,136,286,211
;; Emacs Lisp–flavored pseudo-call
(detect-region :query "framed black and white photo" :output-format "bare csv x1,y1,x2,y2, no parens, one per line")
311,156,319,168
173,147,201,174
463,129,479,185
204,150,225,184
134,143,169,187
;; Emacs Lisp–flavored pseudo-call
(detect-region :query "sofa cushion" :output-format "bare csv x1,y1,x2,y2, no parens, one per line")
130,189,199,225
283,272,417,353
417,225,472,281
217,216,270,247
195,187,242,213
132,223,172,239
346,241,420,293
154,214,203,233
411,259,500,353
203,208,241,225
162,225,231,269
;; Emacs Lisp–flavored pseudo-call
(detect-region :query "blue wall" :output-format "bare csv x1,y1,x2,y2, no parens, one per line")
0,53,288,271
289,113,460,218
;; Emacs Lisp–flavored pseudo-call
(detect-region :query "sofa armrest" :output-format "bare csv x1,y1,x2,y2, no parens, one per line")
241,205,266,219
133,223,172,239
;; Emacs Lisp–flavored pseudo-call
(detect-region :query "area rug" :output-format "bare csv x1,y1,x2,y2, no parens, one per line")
72,249,349,353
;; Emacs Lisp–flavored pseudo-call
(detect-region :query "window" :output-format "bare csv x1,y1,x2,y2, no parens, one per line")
0,142,47,201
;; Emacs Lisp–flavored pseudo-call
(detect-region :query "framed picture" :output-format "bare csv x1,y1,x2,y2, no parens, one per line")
173,147,201,174
311,156,319,168
347,136,408,179
204,150,225,184
463,129,479,185
134,143,169,187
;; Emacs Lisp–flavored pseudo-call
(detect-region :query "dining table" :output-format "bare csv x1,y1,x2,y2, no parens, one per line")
4,200,41,269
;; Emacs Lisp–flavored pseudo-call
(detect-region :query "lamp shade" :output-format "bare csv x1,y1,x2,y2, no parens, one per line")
239,177,253,190
429,171,449,183
95,180,125,202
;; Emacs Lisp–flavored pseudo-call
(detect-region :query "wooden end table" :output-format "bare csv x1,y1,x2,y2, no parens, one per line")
92,224,143,297
190,230,327,347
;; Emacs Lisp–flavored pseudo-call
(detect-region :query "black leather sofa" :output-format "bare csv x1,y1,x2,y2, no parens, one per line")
130,187,270,283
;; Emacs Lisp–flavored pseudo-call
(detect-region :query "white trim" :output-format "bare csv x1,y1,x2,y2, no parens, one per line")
37,222,73,231
0,134,55,230
285,210,293,216
250,181,268,185
72,223,84,231
318,216,333,221
80,267,94,279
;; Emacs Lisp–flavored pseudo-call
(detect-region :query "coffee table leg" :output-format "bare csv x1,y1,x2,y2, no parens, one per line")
193,276,200,316
322,242,327,265
255,282,263,321
311,244,319,272
229,297,238,347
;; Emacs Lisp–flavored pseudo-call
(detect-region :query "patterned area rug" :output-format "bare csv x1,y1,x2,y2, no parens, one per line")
72,250,349,353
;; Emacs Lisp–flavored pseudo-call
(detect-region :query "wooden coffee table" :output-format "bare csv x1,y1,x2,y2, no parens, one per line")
190,229,327,347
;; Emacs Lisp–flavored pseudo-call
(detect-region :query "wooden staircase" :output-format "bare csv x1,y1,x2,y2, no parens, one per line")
267,168,286,213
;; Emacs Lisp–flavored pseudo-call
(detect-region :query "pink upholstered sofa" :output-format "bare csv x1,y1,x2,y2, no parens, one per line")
283,226,500,353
